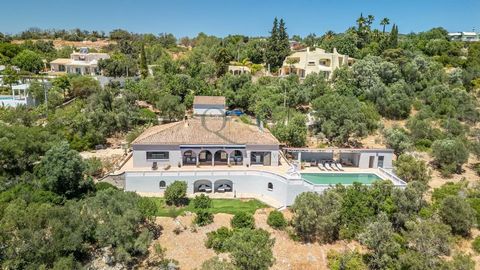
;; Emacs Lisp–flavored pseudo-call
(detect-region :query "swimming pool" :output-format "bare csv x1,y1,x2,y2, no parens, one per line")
301,173,382,185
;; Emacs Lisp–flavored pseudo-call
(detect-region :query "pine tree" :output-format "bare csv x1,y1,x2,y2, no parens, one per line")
139,43,148,79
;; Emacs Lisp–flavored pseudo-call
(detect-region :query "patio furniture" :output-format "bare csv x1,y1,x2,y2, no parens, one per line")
335,162,344,171
329,162,339,171
318,163,326,171
198,184,212,193
217,184,232,192
324,163,333,171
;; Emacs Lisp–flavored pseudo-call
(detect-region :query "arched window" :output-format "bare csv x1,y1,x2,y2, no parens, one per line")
159,180,166,189
268,182,273,191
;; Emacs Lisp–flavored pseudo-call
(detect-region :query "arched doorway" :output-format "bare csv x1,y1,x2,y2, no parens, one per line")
194,180,213,193
214,150,228,166
230,150,243,165
198,150,212,165
214,180,233,193
183,150,197,166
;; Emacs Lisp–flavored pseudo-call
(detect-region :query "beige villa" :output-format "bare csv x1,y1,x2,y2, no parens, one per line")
281,47,354,79
50,47,110,75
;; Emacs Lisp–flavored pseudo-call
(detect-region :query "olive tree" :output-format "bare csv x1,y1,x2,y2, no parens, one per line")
431,139,469,176
37,141,89,198
394,154,431,183
292,191,342,243
225,229,275,270
439,196,476,236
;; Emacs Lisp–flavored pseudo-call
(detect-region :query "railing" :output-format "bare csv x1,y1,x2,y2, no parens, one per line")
126,169,290,184
378,167,407,186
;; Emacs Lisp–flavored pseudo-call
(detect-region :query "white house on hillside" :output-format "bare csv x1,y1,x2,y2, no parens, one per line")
448,32,479,42
281,47,355,79
50,47,110,75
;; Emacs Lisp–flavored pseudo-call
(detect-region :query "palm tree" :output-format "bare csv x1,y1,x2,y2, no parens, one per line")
366,15,375,26
380,18,390,33
356,13,366,29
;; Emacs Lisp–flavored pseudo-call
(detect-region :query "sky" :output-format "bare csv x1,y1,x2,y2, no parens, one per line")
1,0,479,37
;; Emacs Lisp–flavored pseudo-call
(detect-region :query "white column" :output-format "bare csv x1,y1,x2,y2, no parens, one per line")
298,152,302,164
196,153,199,166
211,151,215,166
227,152,231,165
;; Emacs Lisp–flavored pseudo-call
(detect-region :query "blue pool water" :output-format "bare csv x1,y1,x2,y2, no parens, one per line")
301,173,382,185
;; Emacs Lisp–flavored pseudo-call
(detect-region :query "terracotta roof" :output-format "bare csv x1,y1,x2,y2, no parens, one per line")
193,96,225,106
132,118,279,146
50,58,72,65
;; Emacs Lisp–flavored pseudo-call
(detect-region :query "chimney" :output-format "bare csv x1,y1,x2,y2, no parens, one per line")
256,118,264,132
333,47,338,54
184,115,189,127
307,47,310,53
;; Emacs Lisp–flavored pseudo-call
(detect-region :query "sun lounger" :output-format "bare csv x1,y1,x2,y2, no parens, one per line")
330,162,339,171
318,163,326,171
335,163,344,171
324,163,333,171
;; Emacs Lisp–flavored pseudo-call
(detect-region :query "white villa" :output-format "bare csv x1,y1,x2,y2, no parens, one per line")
228,65,251,75
281,47,355,79
448,32,479,42
117,116,406,207
50,47,110,75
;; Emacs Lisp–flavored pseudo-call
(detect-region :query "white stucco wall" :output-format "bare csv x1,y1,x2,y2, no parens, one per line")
358,152,393,169
133,150,182,168
193,105,225,116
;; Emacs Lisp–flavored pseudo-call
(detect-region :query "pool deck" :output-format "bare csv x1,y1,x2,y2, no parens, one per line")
117,156,396,184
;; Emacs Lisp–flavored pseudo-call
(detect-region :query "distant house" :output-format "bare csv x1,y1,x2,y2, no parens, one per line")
228,65,251,75
50,47,110,75
193,96,226,116
281,47,354,80
448,32,479,42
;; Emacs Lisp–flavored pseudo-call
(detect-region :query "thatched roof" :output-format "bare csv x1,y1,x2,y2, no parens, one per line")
133,118,279,146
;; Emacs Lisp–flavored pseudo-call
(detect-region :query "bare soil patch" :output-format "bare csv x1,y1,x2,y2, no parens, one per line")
149,208,363,270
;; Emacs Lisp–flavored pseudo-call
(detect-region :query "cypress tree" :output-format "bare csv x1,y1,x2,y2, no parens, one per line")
139,43,148,79
266,17,290,71
389,24,399,48
278,18,290,65
266,17,280,71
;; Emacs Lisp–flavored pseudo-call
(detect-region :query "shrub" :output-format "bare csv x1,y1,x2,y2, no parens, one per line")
431,139,469,176
95,182,118,191
84,157,103,177
394,154,431,183
164,181,187,206
472,236,480,253
194,209,214,226
138,197,158,220
231,212,255,229
327,250,367,270
192,194,212,209
225,228,275,270
473,163,480,176
267,210,287,230
200,257,235,270
439,195,476,236
205,226,234,252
